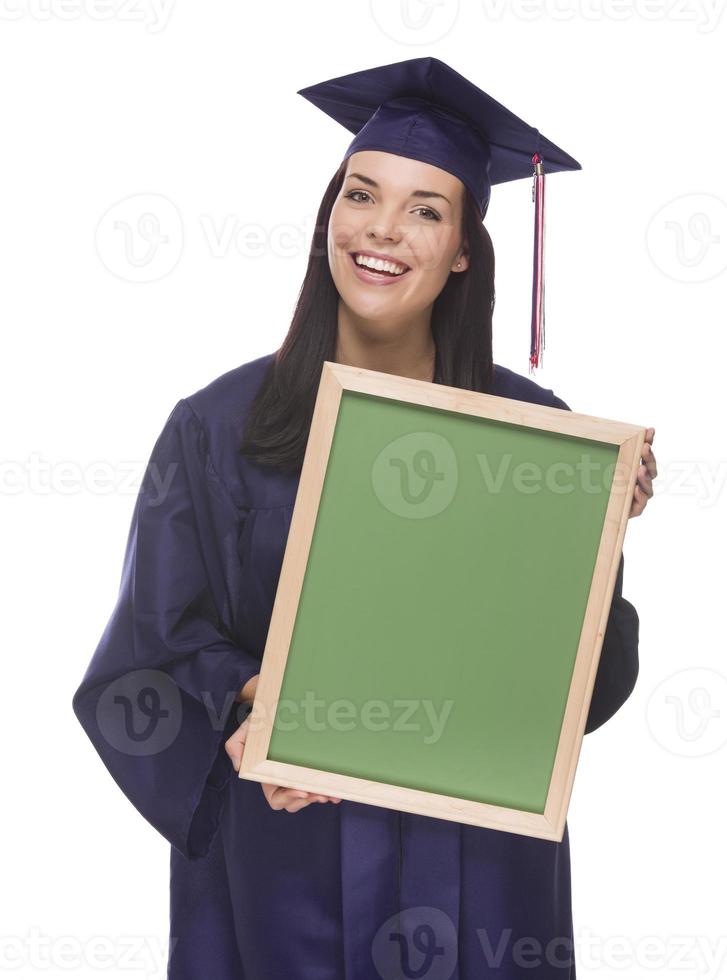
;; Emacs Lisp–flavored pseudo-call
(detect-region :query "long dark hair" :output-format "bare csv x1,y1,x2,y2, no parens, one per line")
239,157,496,473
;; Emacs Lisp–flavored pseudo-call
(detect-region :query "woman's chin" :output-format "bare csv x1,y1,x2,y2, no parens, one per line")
340,286,411,319
343,303,408,328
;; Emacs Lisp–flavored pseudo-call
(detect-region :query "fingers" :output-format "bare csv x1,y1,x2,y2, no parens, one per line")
630,483,648,518
271,788,312,813
224,736,243,773
228,718,342,810
224,716,249,773
284,793,339,813
629,427,657,518
641,439,658,480
263,784,342,812
636,462,654,498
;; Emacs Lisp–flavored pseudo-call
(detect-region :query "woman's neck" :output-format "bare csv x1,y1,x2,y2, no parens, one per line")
334,306,437,383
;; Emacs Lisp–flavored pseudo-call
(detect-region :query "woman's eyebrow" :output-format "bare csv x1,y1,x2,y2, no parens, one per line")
345,172,451,205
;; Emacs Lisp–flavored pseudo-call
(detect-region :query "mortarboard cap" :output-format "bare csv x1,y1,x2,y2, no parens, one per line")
297,57,582,373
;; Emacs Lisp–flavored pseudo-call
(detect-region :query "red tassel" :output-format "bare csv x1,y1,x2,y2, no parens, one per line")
529,152,546,374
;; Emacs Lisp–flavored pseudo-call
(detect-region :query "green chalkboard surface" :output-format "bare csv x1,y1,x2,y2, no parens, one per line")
267,390,617,813
240,362,643,839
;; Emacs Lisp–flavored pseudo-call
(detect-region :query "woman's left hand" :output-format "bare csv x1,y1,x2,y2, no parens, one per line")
630,427,657,518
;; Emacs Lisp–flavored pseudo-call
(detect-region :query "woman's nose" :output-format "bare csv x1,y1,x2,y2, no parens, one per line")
365,214,402,243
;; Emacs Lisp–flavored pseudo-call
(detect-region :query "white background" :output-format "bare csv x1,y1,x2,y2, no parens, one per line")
2,2,725,977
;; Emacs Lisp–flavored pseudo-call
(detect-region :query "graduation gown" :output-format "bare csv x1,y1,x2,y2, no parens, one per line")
72,351,640,979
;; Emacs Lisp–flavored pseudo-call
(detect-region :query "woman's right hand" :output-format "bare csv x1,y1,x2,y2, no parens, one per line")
224,714,342,812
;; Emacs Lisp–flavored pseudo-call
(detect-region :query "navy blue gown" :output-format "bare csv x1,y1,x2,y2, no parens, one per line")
72,351,640,979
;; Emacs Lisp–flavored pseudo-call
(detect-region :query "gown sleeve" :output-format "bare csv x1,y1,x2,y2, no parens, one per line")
549,392,640,734
72,398,262,859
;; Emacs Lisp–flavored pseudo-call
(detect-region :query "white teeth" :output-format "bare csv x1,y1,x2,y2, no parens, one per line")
354,254,407,276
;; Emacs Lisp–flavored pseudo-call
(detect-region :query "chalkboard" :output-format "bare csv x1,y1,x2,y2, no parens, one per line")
239,361,644,840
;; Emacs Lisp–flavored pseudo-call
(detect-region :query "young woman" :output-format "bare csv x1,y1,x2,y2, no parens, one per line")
73,58,656,980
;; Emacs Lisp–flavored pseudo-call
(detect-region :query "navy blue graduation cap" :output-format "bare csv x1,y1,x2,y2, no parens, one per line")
297,57,581,373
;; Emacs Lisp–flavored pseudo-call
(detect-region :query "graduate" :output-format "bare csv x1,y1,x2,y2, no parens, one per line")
72,57,657,979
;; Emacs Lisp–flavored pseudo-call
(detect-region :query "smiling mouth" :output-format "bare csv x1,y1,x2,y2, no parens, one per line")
349,252,412,278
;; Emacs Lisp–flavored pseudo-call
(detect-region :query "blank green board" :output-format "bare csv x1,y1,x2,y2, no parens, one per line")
267,389,618,813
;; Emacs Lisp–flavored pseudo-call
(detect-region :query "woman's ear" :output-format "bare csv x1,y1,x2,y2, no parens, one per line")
452,245,469,273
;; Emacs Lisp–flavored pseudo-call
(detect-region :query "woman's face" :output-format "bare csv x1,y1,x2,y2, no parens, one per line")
327,150,469,328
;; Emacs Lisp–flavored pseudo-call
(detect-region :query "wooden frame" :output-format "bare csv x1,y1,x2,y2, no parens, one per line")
238,361,644,841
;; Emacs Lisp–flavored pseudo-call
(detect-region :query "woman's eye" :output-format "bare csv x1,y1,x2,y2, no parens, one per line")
344,191,440,222
413,207,441,222
345,190,372,203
